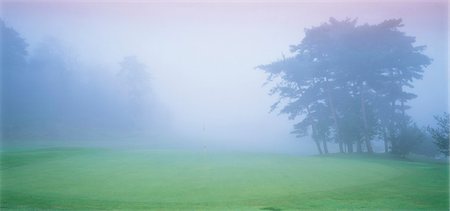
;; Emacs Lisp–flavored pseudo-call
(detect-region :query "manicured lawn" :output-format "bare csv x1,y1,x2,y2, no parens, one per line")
0,148,448,210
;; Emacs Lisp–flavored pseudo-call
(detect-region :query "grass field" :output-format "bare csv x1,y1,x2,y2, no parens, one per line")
0,148,448,210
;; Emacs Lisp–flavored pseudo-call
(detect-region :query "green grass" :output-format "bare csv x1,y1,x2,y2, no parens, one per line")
1,148,448,210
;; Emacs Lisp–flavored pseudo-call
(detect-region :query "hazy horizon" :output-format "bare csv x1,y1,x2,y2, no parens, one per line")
1,0,448,154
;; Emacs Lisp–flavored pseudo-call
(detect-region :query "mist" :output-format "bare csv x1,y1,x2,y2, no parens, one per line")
1,1,449,210
1,1,447,154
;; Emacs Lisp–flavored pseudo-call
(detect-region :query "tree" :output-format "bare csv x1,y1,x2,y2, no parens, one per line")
1,21,166,141
0,21,28,72
28,38,75,118
259,18,430,154
427,113,449,156
390,119,424,157
1,20,29,139
259,54,334,155
118,56,153,129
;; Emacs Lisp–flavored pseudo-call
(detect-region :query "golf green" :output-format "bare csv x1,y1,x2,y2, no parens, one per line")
1,148,448,210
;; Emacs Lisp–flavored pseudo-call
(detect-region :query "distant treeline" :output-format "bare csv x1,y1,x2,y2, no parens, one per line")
1,21,168,142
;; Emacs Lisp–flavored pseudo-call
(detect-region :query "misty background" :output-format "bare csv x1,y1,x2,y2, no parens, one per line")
0,1,448,154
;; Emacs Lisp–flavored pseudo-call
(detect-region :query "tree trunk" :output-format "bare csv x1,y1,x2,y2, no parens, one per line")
325,78,343,153
306,106,322,155
383,126,389,153
327,93,344,153
356,140,362,153
347,143,353,153
400,85,406,120
323,139,329,154
312,126,323,155
360,92,374,153
315,140,323,155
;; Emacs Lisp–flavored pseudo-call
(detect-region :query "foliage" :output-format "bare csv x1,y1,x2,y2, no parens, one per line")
118,56,155,129
259,18,431,154
1,21,162,141
409,133,441,157
0,20,28,72
428,113,450,156
390,121,425,157
1,21,29,138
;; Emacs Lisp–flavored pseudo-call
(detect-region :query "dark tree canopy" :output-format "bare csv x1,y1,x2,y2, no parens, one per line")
259,18,431,155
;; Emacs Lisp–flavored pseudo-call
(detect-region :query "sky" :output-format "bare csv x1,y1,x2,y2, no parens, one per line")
0,0,448,153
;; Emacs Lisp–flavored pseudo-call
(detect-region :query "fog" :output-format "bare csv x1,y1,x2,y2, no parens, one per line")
1,1,448,154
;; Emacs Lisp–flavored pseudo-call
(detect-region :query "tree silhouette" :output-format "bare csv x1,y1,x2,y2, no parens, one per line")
1,21,29,138
259,18,431,154
428,113,449,156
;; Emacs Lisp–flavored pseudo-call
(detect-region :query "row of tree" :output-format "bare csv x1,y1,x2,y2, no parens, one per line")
1,21,166,142
259,18,438,156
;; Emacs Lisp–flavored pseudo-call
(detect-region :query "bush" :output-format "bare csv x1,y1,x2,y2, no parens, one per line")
391,123,425,157
427,113,449,157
